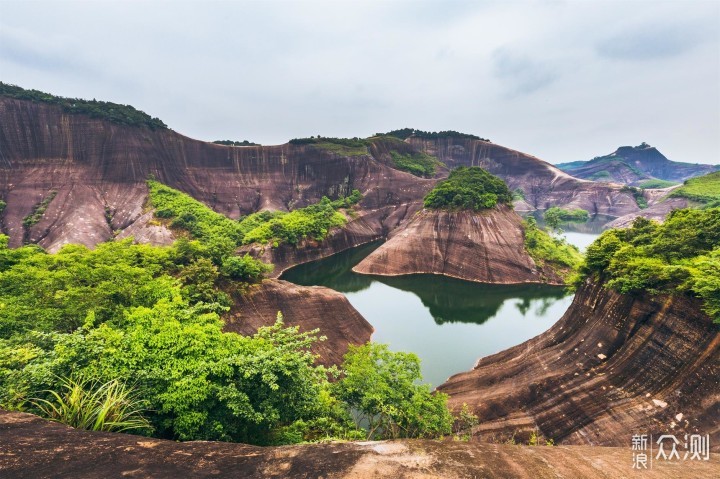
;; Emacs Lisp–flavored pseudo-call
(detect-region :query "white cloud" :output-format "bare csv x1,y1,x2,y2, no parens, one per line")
0,0,718,164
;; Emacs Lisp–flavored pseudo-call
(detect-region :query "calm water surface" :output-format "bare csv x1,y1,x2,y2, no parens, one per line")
282,235,598,387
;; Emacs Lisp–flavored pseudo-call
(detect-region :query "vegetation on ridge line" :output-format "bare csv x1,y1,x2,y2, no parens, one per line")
376,128,488,142
0,82,167,130
424,166,512,211
213,140,260,146
577,208,720,323
669,172,720,207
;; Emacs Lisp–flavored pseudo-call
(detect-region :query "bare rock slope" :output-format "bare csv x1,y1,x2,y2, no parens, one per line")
439,278,720,450
226,279,373,366
2,410,717,478
353,205,565,285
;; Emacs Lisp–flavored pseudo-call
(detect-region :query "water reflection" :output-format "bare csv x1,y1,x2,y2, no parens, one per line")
281,242,576,386
373,275,568,325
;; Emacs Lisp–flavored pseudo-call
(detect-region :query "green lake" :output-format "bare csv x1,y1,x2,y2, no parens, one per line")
281,238,587,388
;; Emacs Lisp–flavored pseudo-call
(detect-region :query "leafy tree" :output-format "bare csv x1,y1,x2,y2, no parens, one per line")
334,343,452,440
424,167,512,211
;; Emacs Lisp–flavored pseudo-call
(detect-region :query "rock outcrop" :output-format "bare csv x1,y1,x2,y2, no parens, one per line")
438,278,720,450
408,137,642,216
353,205,565,285
3,409,716,478
226,279,373,366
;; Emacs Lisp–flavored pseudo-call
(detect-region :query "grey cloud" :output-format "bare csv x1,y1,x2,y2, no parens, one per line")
492,48,558,96
596,22,708,60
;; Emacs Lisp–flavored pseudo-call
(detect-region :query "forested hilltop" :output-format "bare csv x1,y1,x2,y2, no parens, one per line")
0,82,167,130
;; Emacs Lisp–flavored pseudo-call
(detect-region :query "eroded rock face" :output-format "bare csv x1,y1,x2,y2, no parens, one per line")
409,137,642,216
3,409,717,478
0,98,431,251
438,278,720,450
226,279,373,366
352,205,564,285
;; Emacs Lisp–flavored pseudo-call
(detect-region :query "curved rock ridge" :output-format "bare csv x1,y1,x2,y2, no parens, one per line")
0,97,432,251
241,202,424,278
438,278,720,450
409,137,642,216
352,205,564,285
226,279,373,366
3,410,717,479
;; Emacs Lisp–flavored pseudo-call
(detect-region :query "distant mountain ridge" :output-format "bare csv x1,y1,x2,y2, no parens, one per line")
557,143,719,186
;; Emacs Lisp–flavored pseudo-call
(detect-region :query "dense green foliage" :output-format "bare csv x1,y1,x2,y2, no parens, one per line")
0,200,6,216
289,137,369,156
335,343,452,440
389,151,442,178
0,82,167,130
22,191,58,228
377,128,488,142
148,180,360,251
637,179,678,189
0,235,453,444
147,180,246,262
523,218,583,280
543,207,589,230
579,209,720,323
424,167,512,211
670,172,720,206
241,198,350,246
212,140,259,146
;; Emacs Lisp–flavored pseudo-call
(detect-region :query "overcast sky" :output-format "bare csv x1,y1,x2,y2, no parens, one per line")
1,0,719,164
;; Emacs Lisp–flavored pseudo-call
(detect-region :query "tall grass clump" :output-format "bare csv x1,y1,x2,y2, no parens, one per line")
32,376,151,433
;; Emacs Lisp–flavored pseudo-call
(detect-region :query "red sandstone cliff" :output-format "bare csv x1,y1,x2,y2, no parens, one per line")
352,205,565,285
438,278,720,450
226,279,373,366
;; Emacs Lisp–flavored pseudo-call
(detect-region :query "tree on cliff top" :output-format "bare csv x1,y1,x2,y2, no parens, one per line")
423,167,513,211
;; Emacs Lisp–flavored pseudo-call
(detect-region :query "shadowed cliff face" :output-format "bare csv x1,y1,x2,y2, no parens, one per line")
353,206,565,285
226,279,373,367
438,278,720,450
409,137,642,215
0,98,432,252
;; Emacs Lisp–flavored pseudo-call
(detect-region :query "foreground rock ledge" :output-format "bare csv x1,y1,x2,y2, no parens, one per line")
1,410,716,478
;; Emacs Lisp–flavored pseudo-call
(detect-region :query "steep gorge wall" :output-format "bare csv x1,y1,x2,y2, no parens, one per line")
439,278,720,449
0,98,432,251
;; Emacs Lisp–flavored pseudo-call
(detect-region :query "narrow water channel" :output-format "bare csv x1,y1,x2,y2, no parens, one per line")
281,232,597,387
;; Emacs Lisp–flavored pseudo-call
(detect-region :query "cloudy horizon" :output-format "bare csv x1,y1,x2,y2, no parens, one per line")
1,0,719,164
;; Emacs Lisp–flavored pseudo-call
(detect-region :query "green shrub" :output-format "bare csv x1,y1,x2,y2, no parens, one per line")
543,207,589,230
376,128,488,142
213,140,259,146
523,217,583,280
424,167,513,211
578,209,720,323
22,191,57,228
389,151,442,178
334,343,452,440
